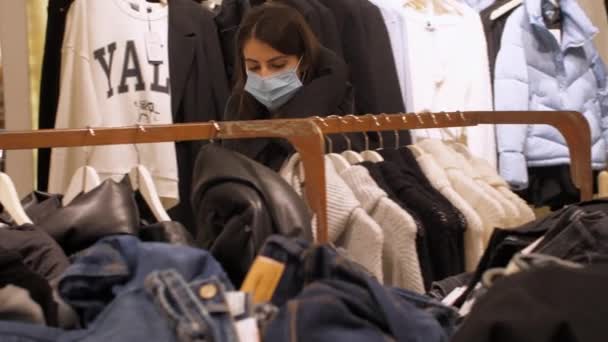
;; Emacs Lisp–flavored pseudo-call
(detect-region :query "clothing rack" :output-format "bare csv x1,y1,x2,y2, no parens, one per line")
0,111,592,244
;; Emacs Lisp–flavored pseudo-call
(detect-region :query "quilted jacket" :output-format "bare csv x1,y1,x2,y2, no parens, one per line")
495,0,608,190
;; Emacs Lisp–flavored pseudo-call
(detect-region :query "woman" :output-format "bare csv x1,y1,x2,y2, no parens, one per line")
223,2,354,171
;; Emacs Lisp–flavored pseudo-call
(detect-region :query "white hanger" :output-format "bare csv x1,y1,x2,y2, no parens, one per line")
403,0,462,15
408,144,427,157
62,166,101,206
490,0,523,21
0,172,32,225
129,126,171,222
62,142,101,206
129,164,171,222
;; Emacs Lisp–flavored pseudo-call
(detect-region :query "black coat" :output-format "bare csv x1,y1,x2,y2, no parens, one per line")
191,144,313,286
317,0,410,147
222,47,355,170
166,0,231,231
38,0,74,192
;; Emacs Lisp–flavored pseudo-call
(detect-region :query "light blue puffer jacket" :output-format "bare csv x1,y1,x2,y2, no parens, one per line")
495,0,608,190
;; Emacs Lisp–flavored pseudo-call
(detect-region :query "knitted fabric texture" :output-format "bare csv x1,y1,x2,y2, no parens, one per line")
339,164,424,293
280,154,384,281
418,139,505,247
415,152,485,272
452,142,536,225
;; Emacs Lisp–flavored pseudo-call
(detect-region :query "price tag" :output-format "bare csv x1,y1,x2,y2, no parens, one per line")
145,30,164,64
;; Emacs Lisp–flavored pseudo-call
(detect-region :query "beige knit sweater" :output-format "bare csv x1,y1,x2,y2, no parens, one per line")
418,139,505,247
339,163,424,293
280,154,384,281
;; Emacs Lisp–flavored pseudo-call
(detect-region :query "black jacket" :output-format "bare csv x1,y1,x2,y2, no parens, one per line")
318,0,410,147
453,263,608,342
38,0,74,192
222,47,355,170
166,0,231,232
191,144,313,286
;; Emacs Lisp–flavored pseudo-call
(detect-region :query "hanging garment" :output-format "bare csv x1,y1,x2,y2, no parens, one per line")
368,0,408,112
211,0,249,82
49,0,178,205
403,2,496,167
318,0,410,147
411,149,485,272
191,144,313,286
166,0,231,232
480,0,523,84
280,154,384,281
38,0,75,192
495,0,608,190
367,157,466,282
339,164,424,293
453,144,536,224
418,139,506,246
517,165,599,210
360,161,435,289
448,145,522,228
223,47,354,171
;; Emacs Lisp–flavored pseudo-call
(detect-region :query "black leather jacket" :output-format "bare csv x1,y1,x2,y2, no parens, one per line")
191,144,313,286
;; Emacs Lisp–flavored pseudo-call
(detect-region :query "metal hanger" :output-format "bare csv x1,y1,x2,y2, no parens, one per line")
341,115,365,165
128,125,171,222
360,115,384,163
324,115,352,173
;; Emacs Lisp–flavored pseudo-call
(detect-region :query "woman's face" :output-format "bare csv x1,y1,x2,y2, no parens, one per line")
243,38,301,78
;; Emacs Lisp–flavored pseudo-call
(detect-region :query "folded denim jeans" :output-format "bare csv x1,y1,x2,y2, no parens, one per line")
145,270,238,342
260,235,448,342
0,235,232,341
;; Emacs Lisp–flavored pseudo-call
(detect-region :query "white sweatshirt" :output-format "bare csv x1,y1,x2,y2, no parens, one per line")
49,0,178,206
402,4,496,168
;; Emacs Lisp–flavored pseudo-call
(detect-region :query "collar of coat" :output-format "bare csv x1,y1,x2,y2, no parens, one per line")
525,0,597,49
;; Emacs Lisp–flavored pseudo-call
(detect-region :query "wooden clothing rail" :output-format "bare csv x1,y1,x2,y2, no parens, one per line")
0,111,592,244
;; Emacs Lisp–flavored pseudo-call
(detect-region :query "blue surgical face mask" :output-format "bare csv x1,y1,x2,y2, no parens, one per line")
244,58,303,111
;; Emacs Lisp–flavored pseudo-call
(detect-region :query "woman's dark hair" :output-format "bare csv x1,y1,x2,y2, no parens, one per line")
231,2,321,119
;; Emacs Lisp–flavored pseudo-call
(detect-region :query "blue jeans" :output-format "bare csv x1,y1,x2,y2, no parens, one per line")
391,287,460,337
0,235,233,341
260,235,448,342
145,270,238,342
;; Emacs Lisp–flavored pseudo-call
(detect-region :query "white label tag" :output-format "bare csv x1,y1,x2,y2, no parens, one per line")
225,291,247,318
235,318,260,342
145,31,164,64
